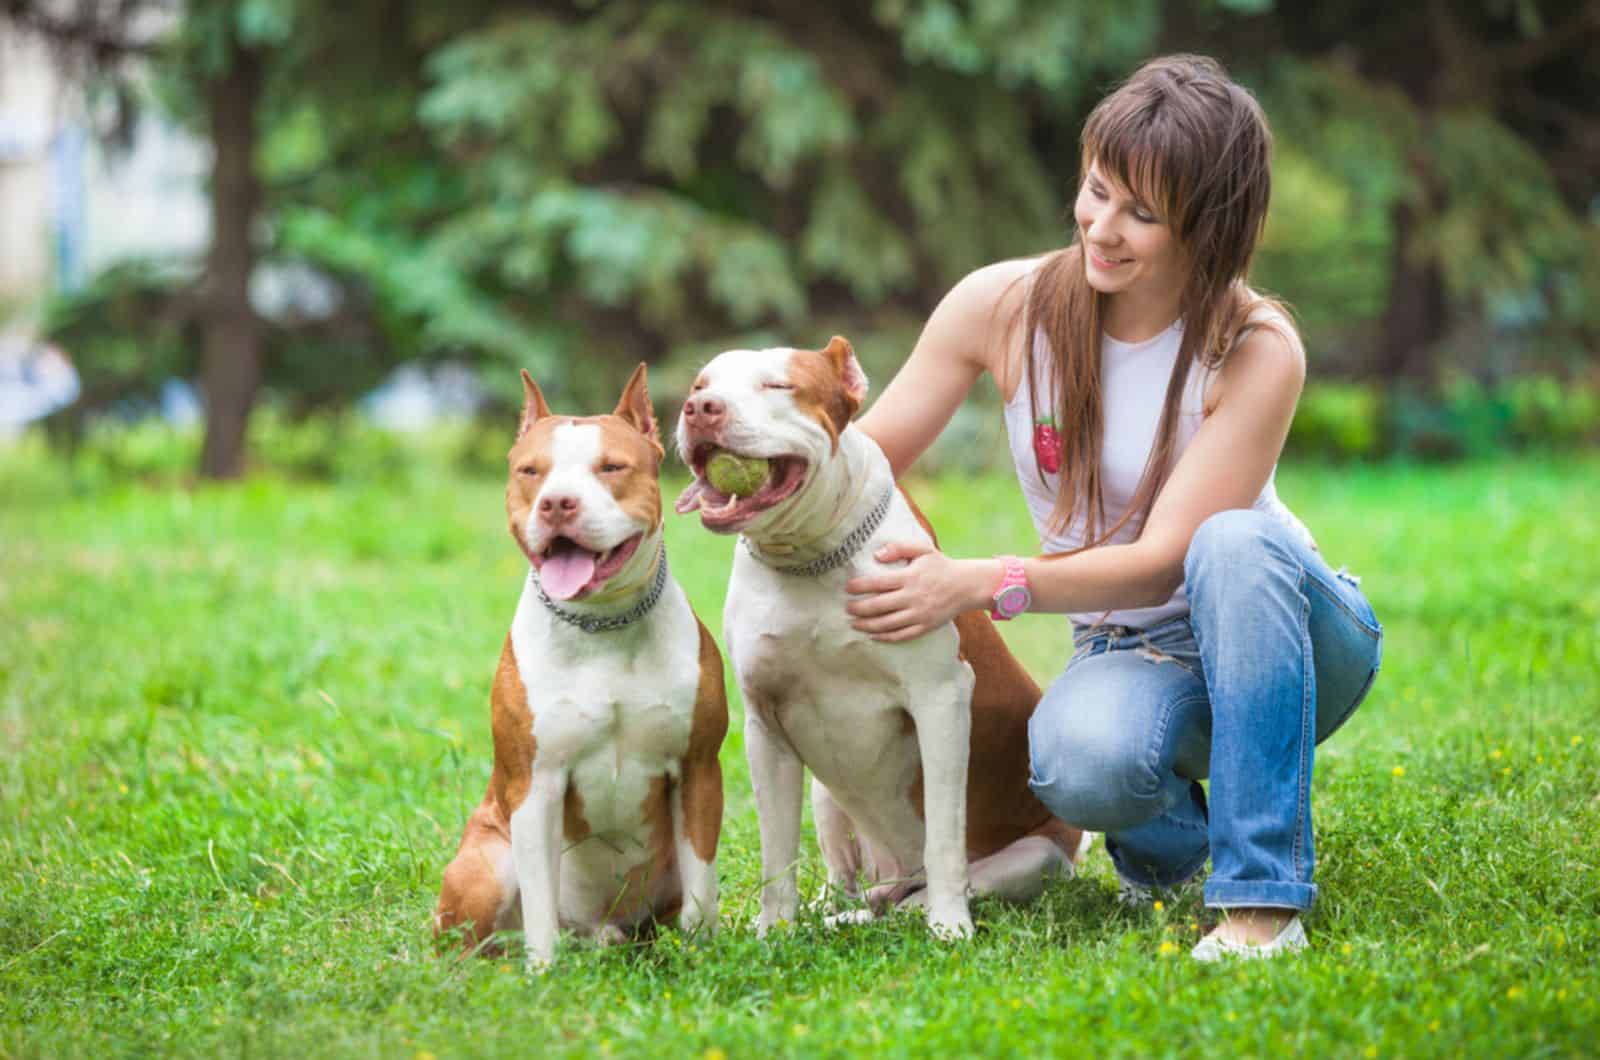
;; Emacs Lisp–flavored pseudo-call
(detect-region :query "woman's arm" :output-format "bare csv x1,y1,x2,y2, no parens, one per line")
846,322,1306,640
857,258,1037,477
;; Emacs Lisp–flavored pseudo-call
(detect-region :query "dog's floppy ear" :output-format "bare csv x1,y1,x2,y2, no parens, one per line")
822,335,869,417
517,369,554,440
612,362,664,459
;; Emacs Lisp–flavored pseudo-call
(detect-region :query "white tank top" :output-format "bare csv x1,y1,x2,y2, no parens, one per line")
1002,316,1316,629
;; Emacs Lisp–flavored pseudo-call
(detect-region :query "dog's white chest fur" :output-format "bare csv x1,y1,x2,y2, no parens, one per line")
510,584,701,867
727,518,969,863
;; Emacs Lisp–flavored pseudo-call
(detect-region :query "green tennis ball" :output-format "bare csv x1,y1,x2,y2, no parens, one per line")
706,451,770,496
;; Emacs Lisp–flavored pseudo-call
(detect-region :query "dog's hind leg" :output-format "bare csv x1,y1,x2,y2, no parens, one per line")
435,797,519,953
811,778,865,907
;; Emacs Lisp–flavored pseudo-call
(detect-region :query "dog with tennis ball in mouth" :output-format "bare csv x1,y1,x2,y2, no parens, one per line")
676,336,1085,940
435,364,728,970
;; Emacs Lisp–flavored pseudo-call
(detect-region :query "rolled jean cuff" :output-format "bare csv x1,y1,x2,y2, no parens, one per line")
1204,879,1317,911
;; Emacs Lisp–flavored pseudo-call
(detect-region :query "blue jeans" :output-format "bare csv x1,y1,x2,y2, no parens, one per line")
1026,509,1383,911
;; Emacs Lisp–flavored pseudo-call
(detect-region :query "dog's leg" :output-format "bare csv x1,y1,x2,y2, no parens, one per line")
963,835,1074,904
510,768,565,971
434,797,518,953
811,778,864,909
907,663,976,940
671,764,721,938
745,709,804,935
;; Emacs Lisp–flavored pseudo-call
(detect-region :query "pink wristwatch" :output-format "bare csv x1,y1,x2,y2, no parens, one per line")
990,556,1031,621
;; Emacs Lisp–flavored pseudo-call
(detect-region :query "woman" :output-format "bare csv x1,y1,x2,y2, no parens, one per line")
845,54,1382,959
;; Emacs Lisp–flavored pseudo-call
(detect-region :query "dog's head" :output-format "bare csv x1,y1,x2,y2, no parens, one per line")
507,364,665,602
674,336,869,534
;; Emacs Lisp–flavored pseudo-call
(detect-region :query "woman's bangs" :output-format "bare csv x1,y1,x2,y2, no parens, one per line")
1083,109,1188,225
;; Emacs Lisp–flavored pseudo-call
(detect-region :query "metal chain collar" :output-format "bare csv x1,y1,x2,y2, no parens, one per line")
741,484,896,578
532,543,669,634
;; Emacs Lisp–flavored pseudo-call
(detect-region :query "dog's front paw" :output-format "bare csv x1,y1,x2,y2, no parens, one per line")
754,910,794,938
679,907,718,941
927,902,975,942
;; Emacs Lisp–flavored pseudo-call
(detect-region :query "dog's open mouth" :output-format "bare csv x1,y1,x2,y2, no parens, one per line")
531,532,644,601
674,444,808,531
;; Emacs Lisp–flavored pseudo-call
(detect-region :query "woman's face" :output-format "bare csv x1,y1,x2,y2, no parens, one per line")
1073,161,1185,302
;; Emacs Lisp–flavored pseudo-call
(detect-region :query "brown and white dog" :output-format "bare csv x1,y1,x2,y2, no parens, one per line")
675,337,1084,940
435,365,727,970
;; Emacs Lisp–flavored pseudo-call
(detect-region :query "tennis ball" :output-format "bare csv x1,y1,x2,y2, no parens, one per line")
706,451,770,496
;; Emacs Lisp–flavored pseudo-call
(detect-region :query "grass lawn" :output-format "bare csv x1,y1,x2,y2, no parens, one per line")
1,447,1596,1058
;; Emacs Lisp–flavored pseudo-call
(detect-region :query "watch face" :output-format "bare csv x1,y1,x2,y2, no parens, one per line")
995,584,1030,618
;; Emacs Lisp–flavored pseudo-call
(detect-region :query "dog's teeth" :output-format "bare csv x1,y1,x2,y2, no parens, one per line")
708,493,741,517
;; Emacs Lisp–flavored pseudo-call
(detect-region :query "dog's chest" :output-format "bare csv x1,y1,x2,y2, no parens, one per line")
730,567,926,765
512,597,702,826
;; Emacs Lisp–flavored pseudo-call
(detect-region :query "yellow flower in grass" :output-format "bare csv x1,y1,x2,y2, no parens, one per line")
1391,766,1406,778
1507,986,1524,1000
1153,900,1164,912
1364,1047,1378,1058
1428,1020,1441,1033
704,1050,727,1060
1490,748,1503,760
1573,736,1584,747
1158,940,1180,956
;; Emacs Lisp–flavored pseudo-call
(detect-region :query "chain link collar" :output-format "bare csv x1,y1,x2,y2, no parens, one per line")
531,542,669,634
741,484,896,578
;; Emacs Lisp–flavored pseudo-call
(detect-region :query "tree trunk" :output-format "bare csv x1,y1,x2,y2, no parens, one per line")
198,41,264,480
1377,194,1448,382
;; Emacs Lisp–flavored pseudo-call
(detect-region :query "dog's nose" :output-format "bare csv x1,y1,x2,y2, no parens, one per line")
537,492,581,522
682,395,725,428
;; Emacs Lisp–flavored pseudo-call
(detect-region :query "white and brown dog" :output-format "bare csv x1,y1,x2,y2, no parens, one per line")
436,365,727,969
675,337,1084,940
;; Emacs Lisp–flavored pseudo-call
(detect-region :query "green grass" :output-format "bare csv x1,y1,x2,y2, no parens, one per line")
2,447,1597,1058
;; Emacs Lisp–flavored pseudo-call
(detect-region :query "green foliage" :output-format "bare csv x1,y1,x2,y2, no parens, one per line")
2,456,1598,1055
1285,382,1384,461
40,260,200,416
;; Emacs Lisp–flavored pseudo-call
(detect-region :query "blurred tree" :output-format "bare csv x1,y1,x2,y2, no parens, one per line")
408,1,1162,407
1183,0,1600,379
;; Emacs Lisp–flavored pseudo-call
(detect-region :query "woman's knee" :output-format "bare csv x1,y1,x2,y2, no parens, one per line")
1027,688,1164,833
1183,509,1301,603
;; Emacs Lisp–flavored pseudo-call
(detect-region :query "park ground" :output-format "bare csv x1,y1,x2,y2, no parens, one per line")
1,449,1597,1058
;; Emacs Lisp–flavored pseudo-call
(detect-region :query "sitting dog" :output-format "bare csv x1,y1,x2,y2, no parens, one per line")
436,365,727,969
675,337,1084,939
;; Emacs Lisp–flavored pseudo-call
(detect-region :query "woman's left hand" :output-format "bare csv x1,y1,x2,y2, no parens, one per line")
845,541,990,642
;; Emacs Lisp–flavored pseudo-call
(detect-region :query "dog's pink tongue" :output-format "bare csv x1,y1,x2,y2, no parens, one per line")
540,542,597,601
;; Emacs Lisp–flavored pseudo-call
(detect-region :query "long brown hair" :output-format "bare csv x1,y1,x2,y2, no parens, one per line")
1021,54,1291,546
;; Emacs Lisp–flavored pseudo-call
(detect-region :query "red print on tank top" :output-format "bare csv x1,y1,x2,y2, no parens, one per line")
1033,417,1062,474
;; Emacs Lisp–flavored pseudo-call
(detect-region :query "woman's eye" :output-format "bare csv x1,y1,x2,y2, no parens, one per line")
1133,210,1156,224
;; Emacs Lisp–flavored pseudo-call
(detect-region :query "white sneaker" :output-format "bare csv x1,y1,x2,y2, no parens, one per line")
1190,914,1307,962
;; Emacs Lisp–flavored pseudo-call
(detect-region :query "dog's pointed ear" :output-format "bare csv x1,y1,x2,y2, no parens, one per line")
822,335,869,413
518,369,554,440
612,362,664,457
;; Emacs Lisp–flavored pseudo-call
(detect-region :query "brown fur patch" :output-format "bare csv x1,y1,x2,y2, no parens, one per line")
898,488,1086,862
595,416,664,531
434,798,511,950
787,347,861,453
682,619,729,862
435,636,531,950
